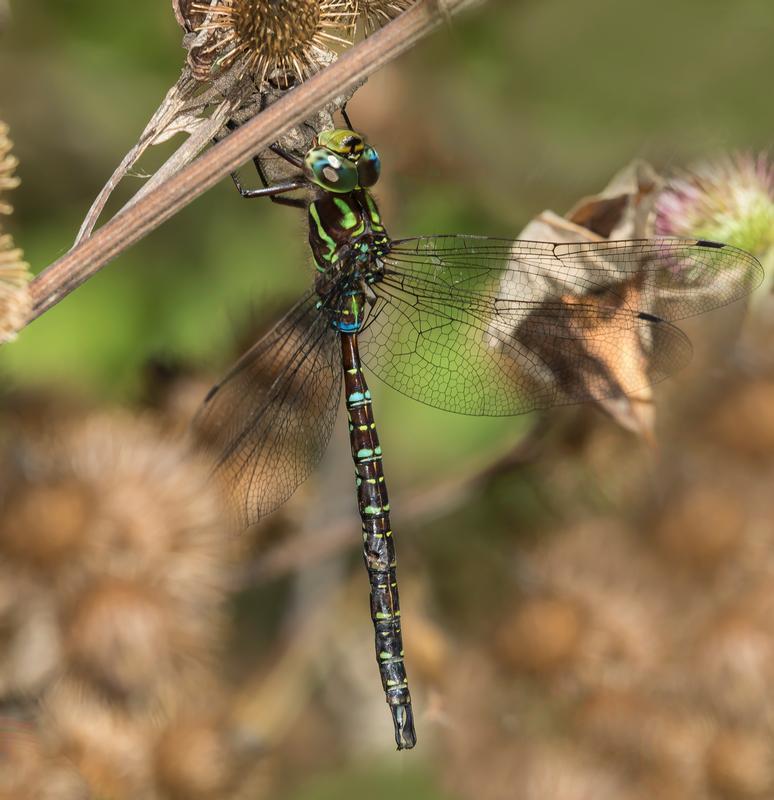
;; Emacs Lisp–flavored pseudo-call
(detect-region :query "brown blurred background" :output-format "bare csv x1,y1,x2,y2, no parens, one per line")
0,1,773,798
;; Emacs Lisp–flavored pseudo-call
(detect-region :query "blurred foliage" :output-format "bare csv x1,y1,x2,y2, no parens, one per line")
0,1,772,798
286,765,450,800
2,0,773,482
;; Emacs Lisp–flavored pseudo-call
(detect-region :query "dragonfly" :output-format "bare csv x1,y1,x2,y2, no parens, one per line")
195,121,763,750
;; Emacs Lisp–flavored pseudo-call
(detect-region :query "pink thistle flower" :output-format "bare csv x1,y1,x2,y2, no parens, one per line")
656,152,774,262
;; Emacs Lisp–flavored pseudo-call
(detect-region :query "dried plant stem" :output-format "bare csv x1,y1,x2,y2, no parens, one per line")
26,0,480,327
237,425,547,587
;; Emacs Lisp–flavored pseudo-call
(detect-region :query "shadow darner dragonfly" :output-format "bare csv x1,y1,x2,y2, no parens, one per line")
195,125,763,750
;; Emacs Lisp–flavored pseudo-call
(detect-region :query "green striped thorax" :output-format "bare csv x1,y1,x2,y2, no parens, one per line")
306,129,390,333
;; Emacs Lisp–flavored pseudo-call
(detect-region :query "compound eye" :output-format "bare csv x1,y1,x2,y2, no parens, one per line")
304,147,359,193
357,145,381,188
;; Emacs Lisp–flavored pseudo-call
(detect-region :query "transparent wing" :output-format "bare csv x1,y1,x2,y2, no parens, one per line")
385,236,763,320
194,290,342,525
359,236,762,416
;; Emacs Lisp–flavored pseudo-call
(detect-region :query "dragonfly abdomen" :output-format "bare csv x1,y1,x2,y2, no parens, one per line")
340,331,416,750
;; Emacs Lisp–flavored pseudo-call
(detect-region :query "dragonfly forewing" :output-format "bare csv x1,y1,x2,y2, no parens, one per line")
361,236,761,416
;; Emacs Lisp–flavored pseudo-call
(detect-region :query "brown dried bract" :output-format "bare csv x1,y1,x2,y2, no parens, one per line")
189,0,357,86
173,0,208,31
359,0,416,34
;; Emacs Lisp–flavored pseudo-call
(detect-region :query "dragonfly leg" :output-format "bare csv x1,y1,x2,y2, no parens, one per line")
220,119,307,208
340,332,417,750
229,174,309,203
252,154,307,209
269,143,304,169
341,102,354,131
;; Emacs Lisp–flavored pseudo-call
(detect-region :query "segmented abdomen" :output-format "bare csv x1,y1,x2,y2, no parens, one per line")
340,331,416,749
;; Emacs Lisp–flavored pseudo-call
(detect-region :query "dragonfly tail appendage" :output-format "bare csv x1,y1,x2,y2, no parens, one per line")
340,332,416,750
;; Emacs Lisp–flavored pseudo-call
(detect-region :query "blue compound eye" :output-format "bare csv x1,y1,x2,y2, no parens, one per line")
304,147,359,193
357,145,381,188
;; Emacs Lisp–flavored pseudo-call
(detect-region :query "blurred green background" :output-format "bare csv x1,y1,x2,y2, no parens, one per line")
1,1,772,797
2,0,773,480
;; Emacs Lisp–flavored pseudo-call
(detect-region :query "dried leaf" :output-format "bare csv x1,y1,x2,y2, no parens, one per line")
507,161,667,438
515,278,655,439
567,159,664,239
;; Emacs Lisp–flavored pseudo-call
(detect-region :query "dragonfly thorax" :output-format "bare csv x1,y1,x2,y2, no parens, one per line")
310,184,390,272
303,131,390,334
310,187,391,333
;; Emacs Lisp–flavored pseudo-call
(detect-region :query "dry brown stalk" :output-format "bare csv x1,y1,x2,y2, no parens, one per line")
25,0,481,328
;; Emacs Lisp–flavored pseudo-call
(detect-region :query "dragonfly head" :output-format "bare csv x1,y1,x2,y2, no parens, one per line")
304,128,381,194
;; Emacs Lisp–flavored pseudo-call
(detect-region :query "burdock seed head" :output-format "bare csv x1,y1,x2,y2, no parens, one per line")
0,236,30,343
359,0,415,34
191,0,357,86
0,121,31,344
0,122,20,216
